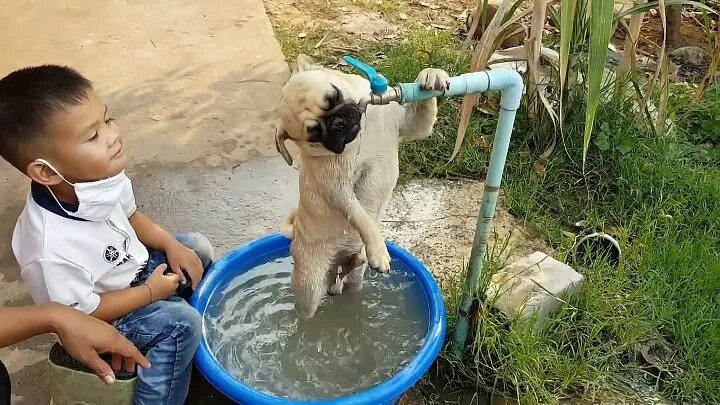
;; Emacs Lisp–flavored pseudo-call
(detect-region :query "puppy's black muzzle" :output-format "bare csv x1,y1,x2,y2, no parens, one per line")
307,87,362,154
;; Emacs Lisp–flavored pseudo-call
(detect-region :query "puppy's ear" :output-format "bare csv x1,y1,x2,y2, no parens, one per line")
294,54,319,73
274,123,293,166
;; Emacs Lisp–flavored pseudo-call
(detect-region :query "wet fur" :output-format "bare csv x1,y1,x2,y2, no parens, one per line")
276,54,449,319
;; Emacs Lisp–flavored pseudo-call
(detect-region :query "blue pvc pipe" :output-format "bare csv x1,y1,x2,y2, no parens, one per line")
399,69,523,356
191,234,446,404
398,70,523,110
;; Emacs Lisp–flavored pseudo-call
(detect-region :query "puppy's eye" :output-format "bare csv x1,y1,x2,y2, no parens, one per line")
307,125,322,142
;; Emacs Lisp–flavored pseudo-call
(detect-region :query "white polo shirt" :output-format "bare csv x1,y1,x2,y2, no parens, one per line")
12,181,149,314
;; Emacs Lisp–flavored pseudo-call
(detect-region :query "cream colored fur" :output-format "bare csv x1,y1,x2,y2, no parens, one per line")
276,54,449,318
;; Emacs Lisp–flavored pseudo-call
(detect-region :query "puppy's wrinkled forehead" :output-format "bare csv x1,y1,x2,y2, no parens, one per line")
279,71,346,137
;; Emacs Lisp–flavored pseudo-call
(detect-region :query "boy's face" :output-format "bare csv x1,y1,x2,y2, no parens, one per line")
41,90,126,183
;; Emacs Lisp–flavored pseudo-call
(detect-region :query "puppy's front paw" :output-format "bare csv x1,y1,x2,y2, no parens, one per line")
366,241,391,273
416,68,451,92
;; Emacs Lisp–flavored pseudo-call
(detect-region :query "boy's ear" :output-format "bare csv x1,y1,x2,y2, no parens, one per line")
274,123,293,166
26,161,63,186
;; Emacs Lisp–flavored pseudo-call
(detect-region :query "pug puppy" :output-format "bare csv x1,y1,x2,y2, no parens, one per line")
276,54,450,319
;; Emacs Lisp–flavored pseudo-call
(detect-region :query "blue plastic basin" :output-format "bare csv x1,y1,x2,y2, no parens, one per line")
191,233,447,404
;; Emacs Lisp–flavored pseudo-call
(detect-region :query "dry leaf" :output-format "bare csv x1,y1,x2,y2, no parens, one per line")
473,135,491,149
399,12,408,20
419,1,440,10
298,32,307,38
314,34,328,49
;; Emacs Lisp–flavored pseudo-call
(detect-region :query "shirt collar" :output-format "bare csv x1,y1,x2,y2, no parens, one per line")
31,182,87,222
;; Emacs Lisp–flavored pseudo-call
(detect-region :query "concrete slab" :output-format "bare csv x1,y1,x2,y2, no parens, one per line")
132,159,299,255
0,0,289,168
487,251,584,322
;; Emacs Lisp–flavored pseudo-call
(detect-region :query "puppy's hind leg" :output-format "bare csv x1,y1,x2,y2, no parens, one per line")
329,249,367,295
343,263,367,292
342,247,368,292
291,244,334,319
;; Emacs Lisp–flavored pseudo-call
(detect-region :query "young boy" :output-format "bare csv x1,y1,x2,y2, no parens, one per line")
0,65,214,404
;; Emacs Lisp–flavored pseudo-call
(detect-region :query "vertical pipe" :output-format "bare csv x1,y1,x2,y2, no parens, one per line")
451,71,522,357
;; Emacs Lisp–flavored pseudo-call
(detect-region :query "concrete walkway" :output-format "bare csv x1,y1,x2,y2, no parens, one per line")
0,1,290,402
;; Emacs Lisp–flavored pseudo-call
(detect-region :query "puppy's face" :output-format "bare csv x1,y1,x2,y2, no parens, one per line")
305,84,361,154
275,60,362,165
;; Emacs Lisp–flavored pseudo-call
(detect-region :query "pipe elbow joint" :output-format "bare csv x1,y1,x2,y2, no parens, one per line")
500,70,523,111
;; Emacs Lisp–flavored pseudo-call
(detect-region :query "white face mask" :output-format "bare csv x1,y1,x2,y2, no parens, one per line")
34,158,129,222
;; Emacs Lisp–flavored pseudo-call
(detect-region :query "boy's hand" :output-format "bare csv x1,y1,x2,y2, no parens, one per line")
145,264,181,301
165,241,204,289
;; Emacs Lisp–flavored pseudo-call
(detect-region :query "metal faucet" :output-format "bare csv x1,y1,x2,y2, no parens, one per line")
343,56,402,112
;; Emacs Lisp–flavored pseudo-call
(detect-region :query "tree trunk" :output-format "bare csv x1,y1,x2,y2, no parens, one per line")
666,5,683,49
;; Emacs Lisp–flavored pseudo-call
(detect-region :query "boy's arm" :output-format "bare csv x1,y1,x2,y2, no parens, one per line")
128,211,203,288
24,260,179,323
128,211,177,252
92,264,182,323
91,285,154,323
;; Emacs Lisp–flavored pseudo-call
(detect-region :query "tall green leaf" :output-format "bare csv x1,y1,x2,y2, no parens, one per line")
583,0,615,169
559,0,578,102
559,0,578,130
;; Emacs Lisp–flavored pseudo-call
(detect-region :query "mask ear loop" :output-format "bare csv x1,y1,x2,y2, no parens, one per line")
34,159,73,186
32,159,76,215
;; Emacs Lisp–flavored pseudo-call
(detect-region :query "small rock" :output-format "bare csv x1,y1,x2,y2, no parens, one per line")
297,32,307,39
605,50,623,67
399,12,408,20
487,251,583,322
668,46,709,67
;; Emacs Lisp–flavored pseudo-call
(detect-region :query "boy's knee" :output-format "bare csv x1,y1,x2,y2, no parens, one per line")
163,302,202,347
175,232,214,269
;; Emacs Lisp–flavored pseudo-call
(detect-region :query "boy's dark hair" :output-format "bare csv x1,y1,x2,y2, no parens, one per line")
0,65,92,169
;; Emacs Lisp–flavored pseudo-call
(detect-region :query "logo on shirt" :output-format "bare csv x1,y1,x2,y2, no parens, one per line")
115,253,134,267
104,245,120,263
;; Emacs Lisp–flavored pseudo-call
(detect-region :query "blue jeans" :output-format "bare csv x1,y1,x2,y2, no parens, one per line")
115,233,214,405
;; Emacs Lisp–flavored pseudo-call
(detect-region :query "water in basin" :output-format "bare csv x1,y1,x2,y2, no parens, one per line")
203,255,429,400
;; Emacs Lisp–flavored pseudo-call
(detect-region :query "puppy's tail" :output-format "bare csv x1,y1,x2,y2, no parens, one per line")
282,209,297,239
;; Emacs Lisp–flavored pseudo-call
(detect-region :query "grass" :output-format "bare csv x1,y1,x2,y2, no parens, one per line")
276,29,720,403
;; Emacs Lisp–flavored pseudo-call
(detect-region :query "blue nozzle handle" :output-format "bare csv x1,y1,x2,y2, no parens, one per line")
343,56,388,94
